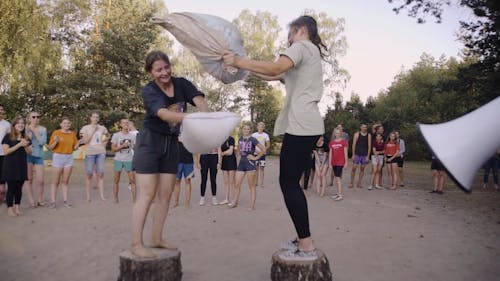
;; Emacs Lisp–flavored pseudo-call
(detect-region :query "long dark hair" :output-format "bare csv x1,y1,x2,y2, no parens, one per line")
289,15,328,59
145,50,170,72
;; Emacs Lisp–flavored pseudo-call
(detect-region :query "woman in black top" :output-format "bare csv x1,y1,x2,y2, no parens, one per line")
131,51,209,258
2,116,32,217
220,136,237,205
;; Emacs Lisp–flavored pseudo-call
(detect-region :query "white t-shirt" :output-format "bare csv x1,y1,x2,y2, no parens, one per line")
80,124,109,155
0,119,11,156
111,131,136,162
274,40,324,136
251,131,270,154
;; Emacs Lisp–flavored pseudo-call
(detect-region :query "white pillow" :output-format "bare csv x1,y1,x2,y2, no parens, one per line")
180,112,241,154
154,12,249,84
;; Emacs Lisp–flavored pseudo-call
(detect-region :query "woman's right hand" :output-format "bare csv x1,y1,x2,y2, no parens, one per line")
222,51,237,67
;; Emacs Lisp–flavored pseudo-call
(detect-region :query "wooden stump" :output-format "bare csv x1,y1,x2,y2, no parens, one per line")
271,249,332,281
118,249,182,281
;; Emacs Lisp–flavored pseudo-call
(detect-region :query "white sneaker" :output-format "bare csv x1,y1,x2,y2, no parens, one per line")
333,195,343,201
375,185,383,190
199,197,205,206
368,185,373,190
279,249,317,261
219,199,229,205
211,197,218,206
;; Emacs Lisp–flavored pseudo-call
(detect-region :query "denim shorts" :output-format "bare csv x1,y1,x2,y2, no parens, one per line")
114,160,132,172
52,153,74,168
237,157,256,172
176,163,194,179
85,153,106,175
371,155,384,165
27,155,44,165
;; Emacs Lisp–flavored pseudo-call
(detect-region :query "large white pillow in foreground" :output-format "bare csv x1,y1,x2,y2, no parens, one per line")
181,112,241,154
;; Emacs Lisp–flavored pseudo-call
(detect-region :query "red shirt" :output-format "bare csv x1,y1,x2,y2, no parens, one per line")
385,141,399,156
329,139,348,166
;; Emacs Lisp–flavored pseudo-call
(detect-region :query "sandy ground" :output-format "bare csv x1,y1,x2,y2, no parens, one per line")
0,157,499,281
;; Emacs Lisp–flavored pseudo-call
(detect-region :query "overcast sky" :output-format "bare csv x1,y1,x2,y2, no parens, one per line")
164,0,473,102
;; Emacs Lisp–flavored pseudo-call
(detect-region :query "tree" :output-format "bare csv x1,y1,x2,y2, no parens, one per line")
233,10,283,134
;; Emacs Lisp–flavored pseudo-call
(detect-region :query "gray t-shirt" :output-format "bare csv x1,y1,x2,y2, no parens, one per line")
111,131,136,162
274,40,324,136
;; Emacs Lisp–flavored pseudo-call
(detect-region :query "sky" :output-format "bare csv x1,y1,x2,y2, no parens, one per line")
164,0,474,102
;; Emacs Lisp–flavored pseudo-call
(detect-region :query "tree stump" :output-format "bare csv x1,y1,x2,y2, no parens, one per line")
118,249,182,281
271,249,332,281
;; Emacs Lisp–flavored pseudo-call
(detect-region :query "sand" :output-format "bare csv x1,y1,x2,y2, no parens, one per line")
0,158,499,281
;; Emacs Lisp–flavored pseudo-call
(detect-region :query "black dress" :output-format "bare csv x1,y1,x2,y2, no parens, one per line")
1,136,28,181
221,136,237,171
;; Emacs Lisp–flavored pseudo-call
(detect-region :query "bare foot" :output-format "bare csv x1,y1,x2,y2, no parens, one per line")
247,207,255,211
8,208,17,217
152,240,178,250
172,202,179,208
131,245,157,258
228,202,238,209
114,198,119,203
348,184,353,188
101,197,107,201
14,206,23,215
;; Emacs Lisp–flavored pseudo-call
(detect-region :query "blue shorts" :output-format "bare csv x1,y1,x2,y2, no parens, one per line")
237,157,256,172
85,153,106,175
114,160,132,172
27,155,44,165
176,163,194,179
353,154,369,165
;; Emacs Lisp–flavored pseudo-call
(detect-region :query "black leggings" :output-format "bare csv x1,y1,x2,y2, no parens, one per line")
200,154,218,196
6,180,23,207
279,134,320,239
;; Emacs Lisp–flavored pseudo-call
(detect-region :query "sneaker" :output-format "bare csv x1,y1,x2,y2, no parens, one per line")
219,199,229,205
281,239,298,251
333,195,343,201
375,185,383,190
49,202,56,209
63,201,72,208
279,249,317,261
199,197,205,206
211,197,218,206
330,194,339,200
436,190,444,195
368,185,373,190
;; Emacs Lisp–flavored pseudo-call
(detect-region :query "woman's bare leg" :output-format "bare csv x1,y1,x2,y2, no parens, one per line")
231,172,245,207
151,173,177,250
131,173,158,258
247,171,257,210
61,166,73,202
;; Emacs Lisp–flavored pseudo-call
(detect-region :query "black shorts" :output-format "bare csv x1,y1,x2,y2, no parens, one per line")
332,166,343,177
0,156,5,184
397,156,404,167
132,128,179,174
221,155,237,171
386,155,399,164
431,158,445,171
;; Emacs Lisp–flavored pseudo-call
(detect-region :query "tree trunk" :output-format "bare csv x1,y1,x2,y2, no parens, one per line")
271,249,332,281
118,249,182,281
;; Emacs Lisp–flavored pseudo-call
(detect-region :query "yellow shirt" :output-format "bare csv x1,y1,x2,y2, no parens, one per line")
50,130,78,154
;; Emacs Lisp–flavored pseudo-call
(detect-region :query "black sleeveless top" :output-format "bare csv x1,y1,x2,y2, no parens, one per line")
355,132,369,156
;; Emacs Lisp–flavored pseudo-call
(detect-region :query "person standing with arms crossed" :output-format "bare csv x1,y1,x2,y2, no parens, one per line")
349,124,371,189
131,50,208,258
224,15,327,260
252,122,271,188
